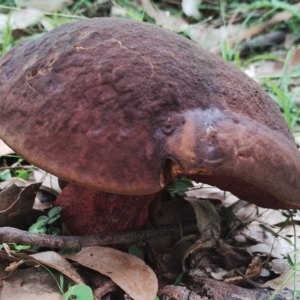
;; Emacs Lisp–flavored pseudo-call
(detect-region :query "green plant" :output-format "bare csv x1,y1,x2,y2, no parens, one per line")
29,206,62,235
129,245,144,260
63,282,93,300
167,177,194,198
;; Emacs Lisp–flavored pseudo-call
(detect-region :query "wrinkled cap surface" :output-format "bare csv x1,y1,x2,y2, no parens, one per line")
0,18,300,209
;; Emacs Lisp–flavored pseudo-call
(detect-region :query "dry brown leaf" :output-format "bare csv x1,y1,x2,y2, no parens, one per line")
0,182,42,227
264,269,300,291
30,251,84,284
21,0,71,11
182,0,201,19
0,173,39,190
184,199,220,239
0,277,62,300
231,201,258,222
33,170,61,194
186,183,239,206
256,208,287,226
182,239,216,272
186,184,227,203
281,224,300,237
0,8,43,32
0,140,13,156
64,246,158,300
140,0,188,32
5,261,24,272
0,184,22,213
186,23,244,49
243,221,298,258
269,259,291,275
33,170,61,210
244,47,300,79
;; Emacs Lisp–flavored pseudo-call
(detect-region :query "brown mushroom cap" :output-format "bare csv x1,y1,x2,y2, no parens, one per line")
0,18,299,209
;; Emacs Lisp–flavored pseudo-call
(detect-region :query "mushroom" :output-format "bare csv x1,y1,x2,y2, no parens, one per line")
0,18,299,235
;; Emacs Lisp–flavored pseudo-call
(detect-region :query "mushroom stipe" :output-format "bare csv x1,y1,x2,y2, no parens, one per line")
0,18,300,235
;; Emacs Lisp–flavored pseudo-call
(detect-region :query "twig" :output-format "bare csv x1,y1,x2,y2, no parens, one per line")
234,268,265,288
0,166,35,170
0,221,197,249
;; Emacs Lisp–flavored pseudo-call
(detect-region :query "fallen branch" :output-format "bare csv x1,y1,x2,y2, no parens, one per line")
0,221,197,249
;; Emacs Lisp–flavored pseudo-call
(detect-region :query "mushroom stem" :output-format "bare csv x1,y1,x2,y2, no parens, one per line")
55,183,156,235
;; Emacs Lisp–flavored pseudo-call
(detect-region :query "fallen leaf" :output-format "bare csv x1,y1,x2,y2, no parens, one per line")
140,0,188,32
185,23,245,49
30,252,84,284
5,261,24,272
182,239,216,272
186,184,229,203
256,208,287,226
64,246,158,300
21,0,71,11
182,0,202,19
186,183,240,207
0,182,42,227
0,140,13,156
0,274,62,300
281,224,300,237
33,170,60,210
185,198,220,239
232,201,258,222
241,221,298,258
33,170,61,194
264,268,300,291
255,47,300,77
269,259,291,274
0,8,43,32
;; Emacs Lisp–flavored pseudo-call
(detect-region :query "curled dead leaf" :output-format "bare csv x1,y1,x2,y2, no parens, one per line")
64,246,158,300
0,182,42,228
30,251,84,284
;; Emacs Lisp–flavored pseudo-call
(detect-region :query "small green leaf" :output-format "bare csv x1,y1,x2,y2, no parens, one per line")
59,274,64,293
129,245,144,260
28,219,47,234
167,177,194,198
48,206,61,218
287,254,294,267
63,284,93,300
174,272,184,285
48,215,60,224
15,169,30,180
0,170,11,181
59,248,81,255
259,224,278,237
47,226,61,235
14,244,31,251
37,215,49,222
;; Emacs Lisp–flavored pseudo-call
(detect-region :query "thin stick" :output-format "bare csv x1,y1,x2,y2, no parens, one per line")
0,221,197,249
0,166,35,170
